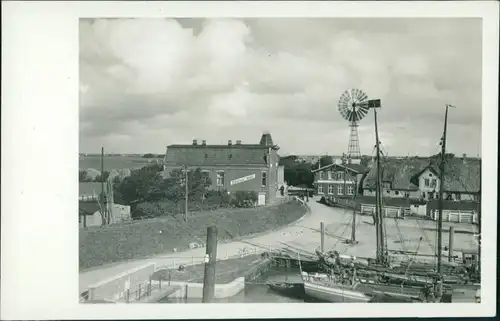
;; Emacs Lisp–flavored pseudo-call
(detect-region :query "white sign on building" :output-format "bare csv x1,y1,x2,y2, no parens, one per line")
230,174,256,186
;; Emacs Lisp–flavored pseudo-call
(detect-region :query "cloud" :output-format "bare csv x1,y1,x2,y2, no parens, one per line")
80,18,482,156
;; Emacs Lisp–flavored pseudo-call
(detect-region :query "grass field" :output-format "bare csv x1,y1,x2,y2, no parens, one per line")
79,201,307,270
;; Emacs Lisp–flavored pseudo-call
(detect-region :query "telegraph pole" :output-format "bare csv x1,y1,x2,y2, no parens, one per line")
100,147,107,225
183,166,189,222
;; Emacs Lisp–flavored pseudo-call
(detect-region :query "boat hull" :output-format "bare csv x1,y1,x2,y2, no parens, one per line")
303,281,371,303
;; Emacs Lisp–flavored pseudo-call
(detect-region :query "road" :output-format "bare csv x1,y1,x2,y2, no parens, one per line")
79,198,478,294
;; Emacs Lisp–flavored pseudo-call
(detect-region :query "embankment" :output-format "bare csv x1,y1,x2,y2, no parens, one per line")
80,200,307,270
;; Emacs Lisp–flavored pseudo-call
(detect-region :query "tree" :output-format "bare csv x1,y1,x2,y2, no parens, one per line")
113,163,164,205
79,170,91,182
94,171,110,183
312,155,333,169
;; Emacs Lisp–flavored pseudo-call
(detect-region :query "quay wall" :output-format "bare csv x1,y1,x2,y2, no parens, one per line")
86,263,156,301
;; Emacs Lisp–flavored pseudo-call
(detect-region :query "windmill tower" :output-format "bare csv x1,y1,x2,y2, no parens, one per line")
337,89,371,164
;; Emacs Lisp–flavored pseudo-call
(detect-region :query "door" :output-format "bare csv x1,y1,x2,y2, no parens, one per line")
258,193,266,206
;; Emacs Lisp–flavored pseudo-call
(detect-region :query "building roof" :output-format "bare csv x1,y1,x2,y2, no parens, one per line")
362,156,481,193
165,133,279,167
79,182,103,196
311,163,368,174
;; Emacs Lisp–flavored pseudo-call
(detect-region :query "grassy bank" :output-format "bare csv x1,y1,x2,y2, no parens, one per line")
79,201,307,270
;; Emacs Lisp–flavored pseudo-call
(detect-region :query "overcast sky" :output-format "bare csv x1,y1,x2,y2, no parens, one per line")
79,18,482,157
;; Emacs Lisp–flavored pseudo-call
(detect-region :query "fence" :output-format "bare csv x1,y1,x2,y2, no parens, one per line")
431,210,477,224
122,279,164,303
79,194,99,201
360,204,410,218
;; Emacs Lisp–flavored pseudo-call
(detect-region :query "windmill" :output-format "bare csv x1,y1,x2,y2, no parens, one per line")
337,88,374,161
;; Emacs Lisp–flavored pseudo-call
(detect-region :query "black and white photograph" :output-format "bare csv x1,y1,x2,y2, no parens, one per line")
2,1,498,320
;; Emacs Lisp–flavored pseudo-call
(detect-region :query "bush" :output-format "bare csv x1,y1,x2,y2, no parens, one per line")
230,191,258,208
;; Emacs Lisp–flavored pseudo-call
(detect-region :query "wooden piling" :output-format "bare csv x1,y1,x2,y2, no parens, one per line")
202,226,218,303
448,226,455,262
320,222,325,252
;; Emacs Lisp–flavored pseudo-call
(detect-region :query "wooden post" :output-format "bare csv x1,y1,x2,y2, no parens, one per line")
448,227,455,262
202,226,218,303
320,222,325,252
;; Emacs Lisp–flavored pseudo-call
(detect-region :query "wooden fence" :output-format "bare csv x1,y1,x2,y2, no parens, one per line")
359,204,410,218
431,210,477,224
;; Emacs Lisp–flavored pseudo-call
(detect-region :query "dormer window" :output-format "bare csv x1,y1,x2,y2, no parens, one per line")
204,153,208,159
229,154,233,159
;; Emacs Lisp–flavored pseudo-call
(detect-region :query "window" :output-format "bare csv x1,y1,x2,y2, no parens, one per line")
216,172,225,186
395,191,399,196
424,178,430,187
335,172,344,180
318,172,323,180
318,185,324,193
201,170,210,183
328,185,334,194
337,185,344,195
327,171,332,180
261,172,267,187
430,179,437,188
347,185,354,195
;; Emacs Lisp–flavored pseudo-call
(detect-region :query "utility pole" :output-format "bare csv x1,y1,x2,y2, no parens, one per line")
202,226,218,303
100,147,107,225
437,104,453,274
183,166,189,223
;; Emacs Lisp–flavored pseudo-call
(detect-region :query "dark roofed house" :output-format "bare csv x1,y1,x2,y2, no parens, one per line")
362,156,480,203
163,133,283,206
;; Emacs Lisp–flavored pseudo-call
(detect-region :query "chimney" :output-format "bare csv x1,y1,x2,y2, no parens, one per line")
201,140,206,146
236,140,242,145
228,140,232,146
193,139,198,145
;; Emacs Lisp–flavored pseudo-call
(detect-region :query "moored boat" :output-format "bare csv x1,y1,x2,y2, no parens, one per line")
266,282,304,299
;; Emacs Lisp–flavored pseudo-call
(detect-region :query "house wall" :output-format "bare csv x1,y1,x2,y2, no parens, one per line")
164,162,278,205
79,211,102,228
418,168,440,193
410,204,427,216
314,169,360,198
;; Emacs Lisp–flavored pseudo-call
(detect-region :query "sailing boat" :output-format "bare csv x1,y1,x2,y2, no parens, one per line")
302,104,457,303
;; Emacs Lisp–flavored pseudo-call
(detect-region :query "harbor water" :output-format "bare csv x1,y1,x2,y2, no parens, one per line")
159,267,479,303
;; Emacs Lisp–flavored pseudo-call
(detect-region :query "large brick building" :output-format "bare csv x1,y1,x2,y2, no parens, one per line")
163,132,283,205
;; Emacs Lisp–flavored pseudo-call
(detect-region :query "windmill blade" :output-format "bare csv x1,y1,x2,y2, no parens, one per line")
355,109,363,121
358,91,368,102
357,107,369,119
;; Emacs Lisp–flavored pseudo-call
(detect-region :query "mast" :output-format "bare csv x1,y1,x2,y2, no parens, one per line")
477,158,481,276
437,104,452,274
351,172,358,244
374,108,384,263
